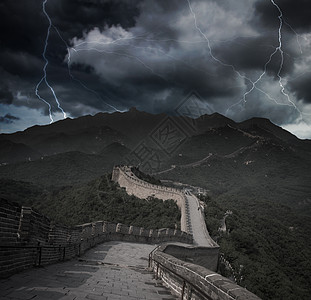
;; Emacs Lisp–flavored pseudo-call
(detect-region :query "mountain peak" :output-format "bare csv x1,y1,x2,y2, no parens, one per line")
210,112,225,118
238,117,298,142
128,107,139,113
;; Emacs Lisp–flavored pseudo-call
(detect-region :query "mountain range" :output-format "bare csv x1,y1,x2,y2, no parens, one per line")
0,108,310,202
0,107,306,161
1,108,311,299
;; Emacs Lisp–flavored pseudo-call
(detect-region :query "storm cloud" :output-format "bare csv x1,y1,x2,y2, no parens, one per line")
0,85,13,105
0,114,20,124
0,0,310,138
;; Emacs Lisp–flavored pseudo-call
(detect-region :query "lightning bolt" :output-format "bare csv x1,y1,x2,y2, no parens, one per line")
186,0,265,108
186,0,302,119
269,0,300,113
48,12,184,112
35,0,67,123
112,42,216,78
35,0,307,124
52,26,123,113
70,33,176,85
186,0,250,81
67,49,124,112
283,20,305,55
55,25,175,111
73,46,168,81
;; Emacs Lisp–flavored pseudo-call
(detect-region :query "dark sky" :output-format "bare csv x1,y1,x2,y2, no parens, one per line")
0,0,310,138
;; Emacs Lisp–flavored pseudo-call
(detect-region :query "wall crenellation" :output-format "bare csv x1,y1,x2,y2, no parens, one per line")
150,247,261,300
0,168,262,299
112,166,188,232
0,198,192,279
112,166,261,299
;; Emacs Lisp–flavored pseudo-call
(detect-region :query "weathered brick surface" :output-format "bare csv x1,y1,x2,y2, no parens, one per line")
162,243,220,271
49,224,71,245
0,246,37,278
0,198,192,279
112,166,188,232
0,199,21,245
1,179,261,300
152,249,261,300
0,242,177,300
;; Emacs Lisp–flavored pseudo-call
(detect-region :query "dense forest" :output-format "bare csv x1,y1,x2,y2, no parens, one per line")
1,100,311,300
0,175,180,229
200,194,311,300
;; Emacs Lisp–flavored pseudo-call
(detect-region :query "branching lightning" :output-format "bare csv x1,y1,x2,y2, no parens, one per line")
34,0,308,125
186,0,250,82
68,50,121,112
35,0,67,123
269,0,301,116
53,27,122,113
186,0,303,119
41,8,179,113
39,0,126,114
66,28,201,91
67,27,185,86
283,20,306,55
72,46,167,82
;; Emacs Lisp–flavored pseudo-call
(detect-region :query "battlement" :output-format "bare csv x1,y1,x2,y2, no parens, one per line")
0,198,192,279
0,169,262,299
150,246,261,300
112,165,184,196
112,165,188,232
112,166,261,299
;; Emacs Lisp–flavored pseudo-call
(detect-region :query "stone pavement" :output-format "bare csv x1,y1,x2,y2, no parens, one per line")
0,242,178,300
185,194,216,247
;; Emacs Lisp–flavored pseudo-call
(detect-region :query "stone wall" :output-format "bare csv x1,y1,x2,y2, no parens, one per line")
112,167,261,299
112,166,188,232
0,198,192,279
151,248,261,300
162,244,219,272
0,199,21,245
0,178,262,300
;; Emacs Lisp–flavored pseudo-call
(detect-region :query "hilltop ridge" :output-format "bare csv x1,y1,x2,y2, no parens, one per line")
0,109,310,299
0,108,306,165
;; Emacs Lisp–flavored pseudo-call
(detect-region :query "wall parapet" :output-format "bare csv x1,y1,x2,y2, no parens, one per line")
0,198,192,279
112,166,188,232
119,166,183,193
150,247,261,300
160,244,219,272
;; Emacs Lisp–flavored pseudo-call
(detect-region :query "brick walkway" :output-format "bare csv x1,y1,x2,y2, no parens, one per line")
0,242,177,300
185,194,217,247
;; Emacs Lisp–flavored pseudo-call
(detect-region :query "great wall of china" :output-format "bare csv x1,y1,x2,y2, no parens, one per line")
0,166,261,299
112,166,188,233
111,166,260,299
0,198,191,279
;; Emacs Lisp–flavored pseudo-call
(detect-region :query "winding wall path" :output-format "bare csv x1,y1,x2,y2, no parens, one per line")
112,166,218,248
185,193,217,247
